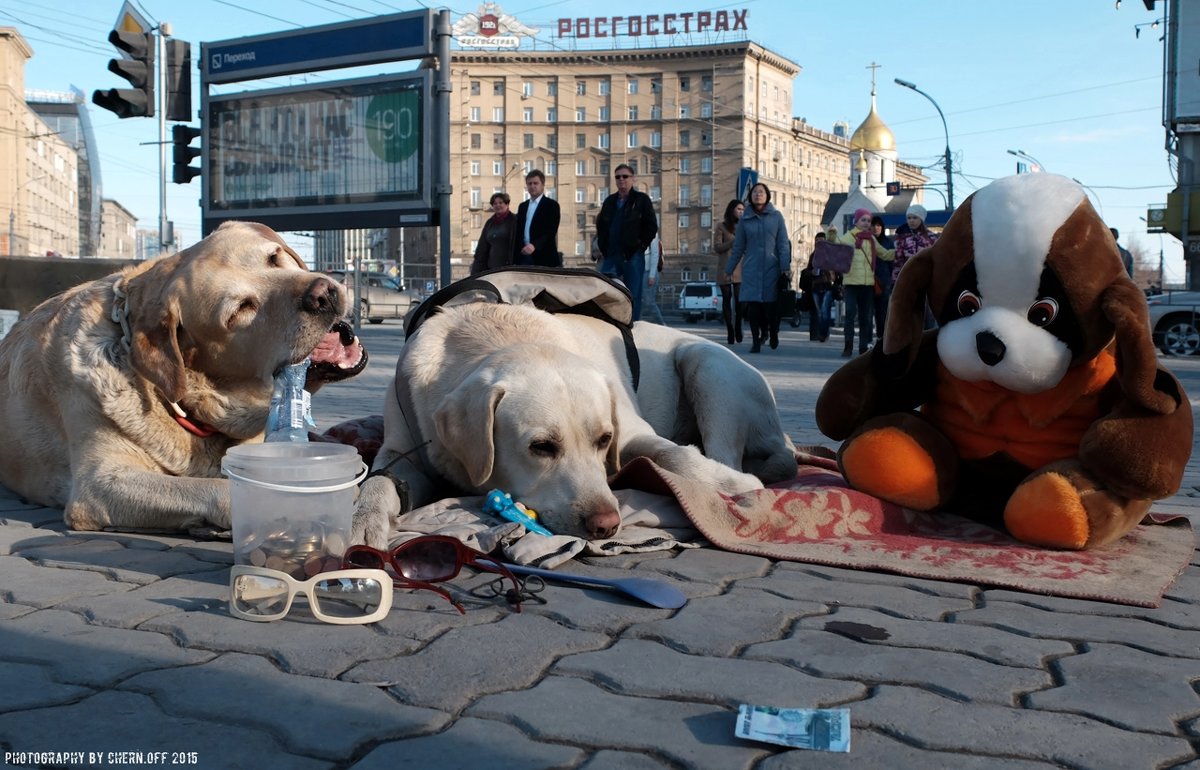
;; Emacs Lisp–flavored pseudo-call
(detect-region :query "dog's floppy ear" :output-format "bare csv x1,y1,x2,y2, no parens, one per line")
1101,279,1179,414
124,266,188,404
434,374,503,486
882,249,934,366
606,383,621,474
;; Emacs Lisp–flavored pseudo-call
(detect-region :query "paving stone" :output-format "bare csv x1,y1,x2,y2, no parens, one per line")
0,504,64,528
983,586,1200,630
468,676,769,770
349,717,583,769
578,749,675,769
0,601,35,620
19,537,227,586
0,660,92,712
1026,643,1200,733
850,685,1194,770
0,555,136,607
793,606,1076,668
169,539,237,565
648,546,773,586
954,600,1200,656
756,728,1060,769
140,605,424,678
0,524,63,555
344,614,609,712
554,638,866,707
122,652,449,759
774,562,981,600
0,690,332,769
625,587,824,656
737,570,976,621
744,628,1051,704
55,570,231,628
516,582,680,631
1,609,214,687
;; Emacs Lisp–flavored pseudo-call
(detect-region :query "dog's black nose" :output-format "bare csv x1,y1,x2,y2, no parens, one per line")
302,276,338,314
976,331,1006,366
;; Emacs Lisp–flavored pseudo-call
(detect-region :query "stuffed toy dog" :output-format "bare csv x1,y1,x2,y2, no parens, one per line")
816,174,1192,549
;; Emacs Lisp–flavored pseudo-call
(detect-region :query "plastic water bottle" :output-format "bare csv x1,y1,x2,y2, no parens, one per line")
265,359,314,442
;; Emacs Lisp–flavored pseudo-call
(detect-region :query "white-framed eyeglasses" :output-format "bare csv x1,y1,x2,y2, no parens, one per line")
229,565,392,624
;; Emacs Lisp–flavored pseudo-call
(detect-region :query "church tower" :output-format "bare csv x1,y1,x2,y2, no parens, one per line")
848,62,897,211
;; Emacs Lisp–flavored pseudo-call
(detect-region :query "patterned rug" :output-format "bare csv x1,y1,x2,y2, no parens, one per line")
610,453,1193,609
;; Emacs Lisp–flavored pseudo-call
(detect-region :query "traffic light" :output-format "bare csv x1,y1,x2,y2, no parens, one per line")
172,125,202,184
164,39,192,122
92,30,155,119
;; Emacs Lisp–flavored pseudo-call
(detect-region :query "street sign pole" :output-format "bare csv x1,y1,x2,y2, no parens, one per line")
436,9,452,289
158,25,168,253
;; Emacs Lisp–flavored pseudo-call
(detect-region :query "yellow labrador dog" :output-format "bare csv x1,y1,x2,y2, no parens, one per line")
0,221,366,533
353,301,795,546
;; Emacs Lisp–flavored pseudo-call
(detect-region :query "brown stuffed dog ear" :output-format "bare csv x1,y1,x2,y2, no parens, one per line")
124,270,188,405
1101,279,1178,414
882,249,934,366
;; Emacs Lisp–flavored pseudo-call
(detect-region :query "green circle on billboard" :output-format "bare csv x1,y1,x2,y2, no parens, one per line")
366,90,419,162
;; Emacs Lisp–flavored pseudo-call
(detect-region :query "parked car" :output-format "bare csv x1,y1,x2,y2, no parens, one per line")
678,281,721,323
1147,290,1200,356
326,271,421,324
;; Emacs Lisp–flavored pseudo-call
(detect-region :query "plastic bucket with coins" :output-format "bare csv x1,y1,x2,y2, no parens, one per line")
222,443,367,578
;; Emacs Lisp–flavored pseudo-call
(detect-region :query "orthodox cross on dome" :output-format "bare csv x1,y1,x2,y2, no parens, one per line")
866,61,881,96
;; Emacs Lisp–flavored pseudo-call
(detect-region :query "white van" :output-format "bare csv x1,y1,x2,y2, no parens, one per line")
678,281,721,322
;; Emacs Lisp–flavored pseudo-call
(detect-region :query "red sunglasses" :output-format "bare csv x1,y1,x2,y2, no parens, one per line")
341,535,523,614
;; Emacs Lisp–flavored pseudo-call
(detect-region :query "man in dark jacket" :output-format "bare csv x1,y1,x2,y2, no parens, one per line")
596,164,659,321
515,169,562,267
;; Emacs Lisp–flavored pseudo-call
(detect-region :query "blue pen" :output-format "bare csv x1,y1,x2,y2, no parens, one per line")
484,489,554,536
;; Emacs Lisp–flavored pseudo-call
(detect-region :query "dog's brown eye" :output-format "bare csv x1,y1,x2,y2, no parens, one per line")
956,290,982,317
1027,298,1059,327
530,440,559,458
595,432,613,451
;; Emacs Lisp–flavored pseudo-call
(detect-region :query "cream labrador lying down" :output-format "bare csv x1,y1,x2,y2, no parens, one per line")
353,301,795,546
0,221,366,533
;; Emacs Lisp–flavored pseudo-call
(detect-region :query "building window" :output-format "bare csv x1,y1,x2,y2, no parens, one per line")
576,212,587,229
700,156,712,173
679,157,691,174
575,240,586,256
680,130,690,147
598,159,610,176
493,133,504,149
523,133,534,149
681,242,691,256
701,132,711,146
598,133,610,149
523,107,534,122
575,188,586,203
576,108,586,122
547,108,557,122
522,81,533,97
679,185,691,204
471,133,482,150
700,103,712,119
649,185,661,200
651,79,662,94
627,106,638,121
546,160,557,176
576,133,586,149
599,80,610,95
469,106,481,122
702,75,713,92
576,80,587,95
651,105,662,120
490,81,502,96
627,131,638,148
492,160,503,175
524,160,534,173
682,267,692,281
599,106,610,121
700,212,712,227
680,76,690,92
547,81,557,96
547,133,557,149
492,107,505,122
649,157,661,173
679,105,691,119
575,160,587,175
700,184,712,205
628,78,639,94
470,161,481,176
679,213,690,228
470,81,480,95
650,131,661,148
470,187,482,207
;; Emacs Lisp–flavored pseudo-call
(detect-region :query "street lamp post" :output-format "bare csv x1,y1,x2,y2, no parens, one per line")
895,78,954,209
1006,148,1047,173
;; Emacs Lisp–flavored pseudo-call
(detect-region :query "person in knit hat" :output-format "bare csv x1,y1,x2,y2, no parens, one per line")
893,203,940,329
828,208,893,357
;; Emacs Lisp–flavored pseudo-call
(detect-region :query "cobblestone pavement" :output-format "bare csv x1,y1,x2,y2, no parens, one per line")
2,318,1200,770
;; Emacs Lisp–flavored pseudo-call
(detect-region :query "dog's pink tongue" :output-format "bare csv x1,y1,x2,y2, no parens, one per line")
310,330,362,368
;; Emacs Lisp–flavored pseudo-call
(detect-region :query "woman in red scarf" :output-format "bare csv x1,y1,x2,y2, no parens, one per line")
470,192,518,275
829,208,894,357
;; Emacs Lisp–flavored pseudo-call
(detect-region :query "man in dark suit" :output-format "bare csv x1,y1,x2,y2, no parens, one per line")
515,169,561,267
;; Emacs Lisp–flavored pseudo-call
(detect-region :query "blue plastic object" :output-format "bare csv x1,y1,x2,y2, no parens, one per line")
484,489,553,536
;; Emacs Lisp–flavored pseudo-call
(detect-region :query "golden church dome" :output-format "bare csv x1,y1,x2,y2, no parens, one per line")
849,96,895,152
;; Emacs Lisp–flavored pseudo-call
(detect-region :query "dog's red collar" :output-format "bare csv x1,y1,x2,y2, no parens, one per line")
168,401,218,438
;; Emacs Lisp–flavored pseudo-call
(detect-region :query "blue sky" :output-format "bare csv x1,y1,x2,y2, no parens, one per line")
4,0,1182,280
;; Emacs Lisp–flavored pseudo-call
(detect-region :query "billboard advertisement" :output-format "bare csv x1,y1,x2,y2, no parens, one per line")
203,72,433,232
